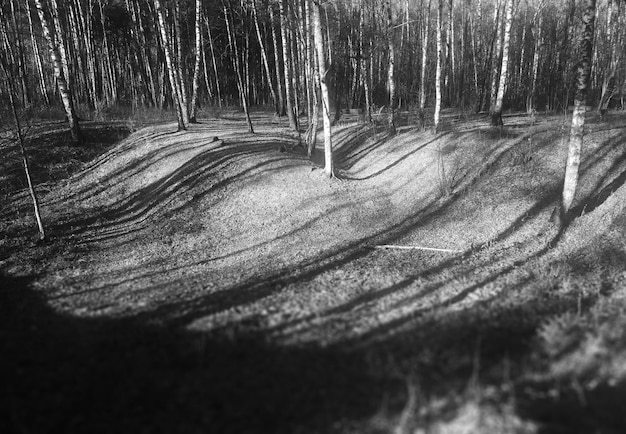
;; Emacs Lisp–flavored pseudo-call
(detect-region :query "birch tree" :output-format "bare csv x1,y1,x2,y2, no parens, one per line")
312,0,333,178
154,0,186,131
223,0,254,133
560,0,596,225
0,51,46,241
252,0,279,115
386,0,396,133
190,0,202,123
491,0,513,126
279,0,298,130
34,0,82,143
419,0,431,130
434,0,443,131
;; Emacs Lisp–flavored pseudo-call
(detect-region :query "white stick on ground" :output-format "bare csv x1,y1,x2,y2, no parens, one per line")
374,244,463,253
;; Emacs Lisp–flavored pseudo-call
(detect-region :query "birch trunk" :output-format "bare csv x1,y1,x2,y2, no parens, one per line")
360,0,371,123
387,0,396,133
279,0,298,130
312,0,333,178
488,1,503,114
205,18,222,107
173,0,189,124
528,12,542,113
1,58,46,241
190,0,202,122
34,0,82,143
560,0,596,223
223,0,254,133
419,0,431,130
26,0,50,105
269,5,286,115
491,0,513,126
597,0,620,114
253,0,279,114
434,0,442,131
154,0,186,131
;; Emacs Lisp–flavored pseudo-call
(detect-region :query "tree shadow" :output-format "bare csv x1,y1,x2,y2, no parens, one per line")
0,272,396,434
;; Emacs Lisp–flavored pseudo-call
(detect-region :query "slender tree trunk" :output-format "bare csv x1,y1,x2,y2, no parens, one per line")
205,18,222,107
491,0,513,126
190,0,202,123
98,0,117,104
76,0,99,108
446,0,454,106
200,28,214,100
488,0,503,114
528,13,542,113
253,0,279,114
131,0,158,107
268,6,286,116
434,0,442,131
8,0,30,104
419,0,431,130
1,61,46,241
279,0,298,130
223,0,254,133
50,0,71,94
360,0,372,123
171,0,190,124
312,0,333,178
304,0,317,156
598,0,620,114
34,0,82,143
560,0,596,223
154,0,186,131
387,0,396,133
470,3,480,107
26,0,50,105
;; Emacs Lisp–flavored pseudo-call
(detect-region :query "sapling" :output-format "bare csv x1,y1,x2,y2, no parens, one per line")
1,55,46,241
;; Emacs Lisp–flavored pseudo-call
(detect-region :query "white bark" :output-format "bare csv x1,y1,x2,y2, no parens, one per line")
312,0,333,178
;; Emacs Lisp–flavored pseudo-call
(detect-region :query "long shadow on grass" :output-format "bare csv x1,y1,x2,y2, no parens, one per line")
5,119,626,432
0,272,394,434
50,135,304,240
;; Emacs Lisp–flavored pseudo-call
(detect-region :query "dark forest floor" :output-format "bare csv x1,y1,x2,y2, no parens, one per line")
1,109,626,433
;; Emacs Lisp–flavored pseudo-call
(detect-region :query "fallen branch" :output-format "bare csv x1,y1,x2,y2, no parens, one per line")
373,244,464,253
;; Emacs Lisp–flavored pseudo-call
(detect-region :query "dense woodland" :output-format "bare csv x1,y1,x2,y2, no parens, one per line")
0,0,624,218
1,0,624,126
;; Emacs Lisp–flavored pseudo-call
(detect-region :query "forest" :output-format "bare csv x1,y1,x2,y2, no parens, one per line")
2,0,626,433
1,0,624,132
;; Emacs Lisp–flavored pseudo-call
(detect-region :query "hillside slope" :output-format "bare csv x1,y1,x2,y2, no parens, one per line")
2,111,626,433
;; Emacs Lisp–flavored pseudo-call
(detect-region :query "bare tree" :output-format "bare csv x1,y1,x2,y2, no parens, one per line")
252,0,279,115
434,0,443,131
154,0,186,131
386,0,396,133
223,0,254,133
597,0,621,115
25,0,49,105
0,52,46,241
312,0,333,178
190,0,202,123
279,0,298,130
419,0,432,130
491,0,513,126
560,0,596,225
34,0,82,143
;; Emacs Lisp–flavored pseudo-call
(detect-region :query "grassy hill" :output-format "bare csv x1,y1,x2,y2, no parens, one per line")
1,110,625,433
